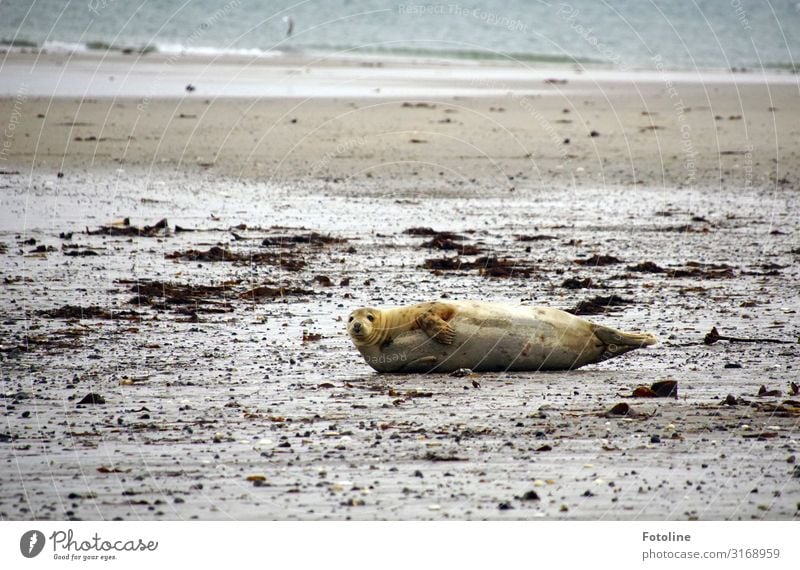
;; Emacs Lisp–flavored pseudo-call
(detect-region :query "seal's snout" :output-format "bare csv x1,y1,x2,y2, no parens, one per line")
352,321,363,334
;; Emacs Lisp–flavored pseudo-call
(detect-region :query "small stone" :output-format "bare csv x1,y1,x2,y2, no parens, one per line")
632,386,657,398
650,435,661,444
246,475,266,483
521,491,540,501
77,393,105,405
607,403,635,416
651,380,678,398
341,498,365,507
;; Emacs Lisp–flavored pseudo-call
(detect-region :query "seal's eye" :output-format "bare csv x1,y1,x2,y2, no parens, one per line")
348,316,354,322
367,314,374,322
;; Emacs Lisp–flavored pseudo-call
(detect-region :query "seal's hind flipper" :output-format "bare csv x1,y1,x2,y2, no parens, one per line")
593,325,657,347
592,324,657,362
415,303,456,345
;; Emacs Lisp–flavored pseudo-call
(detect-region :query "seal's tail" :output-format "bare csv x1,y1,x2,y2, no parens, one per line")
593,325,657,347
591,324,656,363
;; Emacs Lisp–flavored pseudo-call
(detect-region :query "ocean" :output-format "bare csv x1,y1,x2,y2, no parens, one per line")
0,0,798,70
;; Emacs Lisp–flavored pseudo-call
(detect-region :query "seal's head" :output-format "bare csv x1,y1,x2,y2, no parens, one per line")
347,307,382,346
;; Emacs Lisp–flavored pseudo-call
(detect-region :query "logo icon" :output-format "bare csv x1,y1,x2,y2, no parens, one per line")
20,530,45,558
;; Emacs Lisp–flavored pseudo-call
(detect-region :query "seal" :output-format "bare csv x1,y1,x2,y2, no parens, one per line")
347,300,656,373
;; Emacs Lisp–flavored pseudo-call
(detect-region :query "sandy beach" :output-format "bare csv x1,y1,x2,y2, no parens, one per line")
2,52,798,188
1,52,799,521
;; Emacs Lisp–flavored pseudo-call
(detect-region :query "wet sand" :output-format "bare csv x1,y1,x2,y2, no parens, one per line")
1,53,799,521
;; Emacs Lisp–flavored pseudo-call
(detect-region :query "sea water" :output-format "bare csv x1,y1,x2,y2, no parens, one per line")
0,0,797,71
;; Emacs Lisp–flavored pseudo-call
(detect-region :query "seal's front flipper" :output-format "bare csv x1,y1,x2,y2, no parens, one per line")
400,355,438,372
416,312,456,345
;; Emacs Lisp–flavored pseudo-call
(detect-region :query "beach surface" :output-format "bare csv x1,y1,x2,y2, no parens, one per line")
1,53,799,521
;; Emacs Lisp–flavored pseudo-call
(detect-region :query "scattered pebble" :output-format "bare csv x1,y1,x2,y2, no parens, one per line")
76,393,105,405
521,491,540,501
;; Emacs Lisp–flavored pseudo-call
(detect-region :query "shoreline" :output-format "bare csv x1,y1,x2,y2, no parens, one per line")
0,51,797,101
2,40,798,73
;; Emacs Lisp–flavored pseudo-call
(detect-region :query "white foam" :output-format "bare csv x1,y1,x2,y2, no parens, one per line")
153,43,284,59
14,40,284,60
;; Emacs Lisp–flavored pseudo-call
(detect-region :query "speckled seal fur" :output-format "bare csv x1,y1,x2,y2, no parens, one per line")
347,300,656,373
